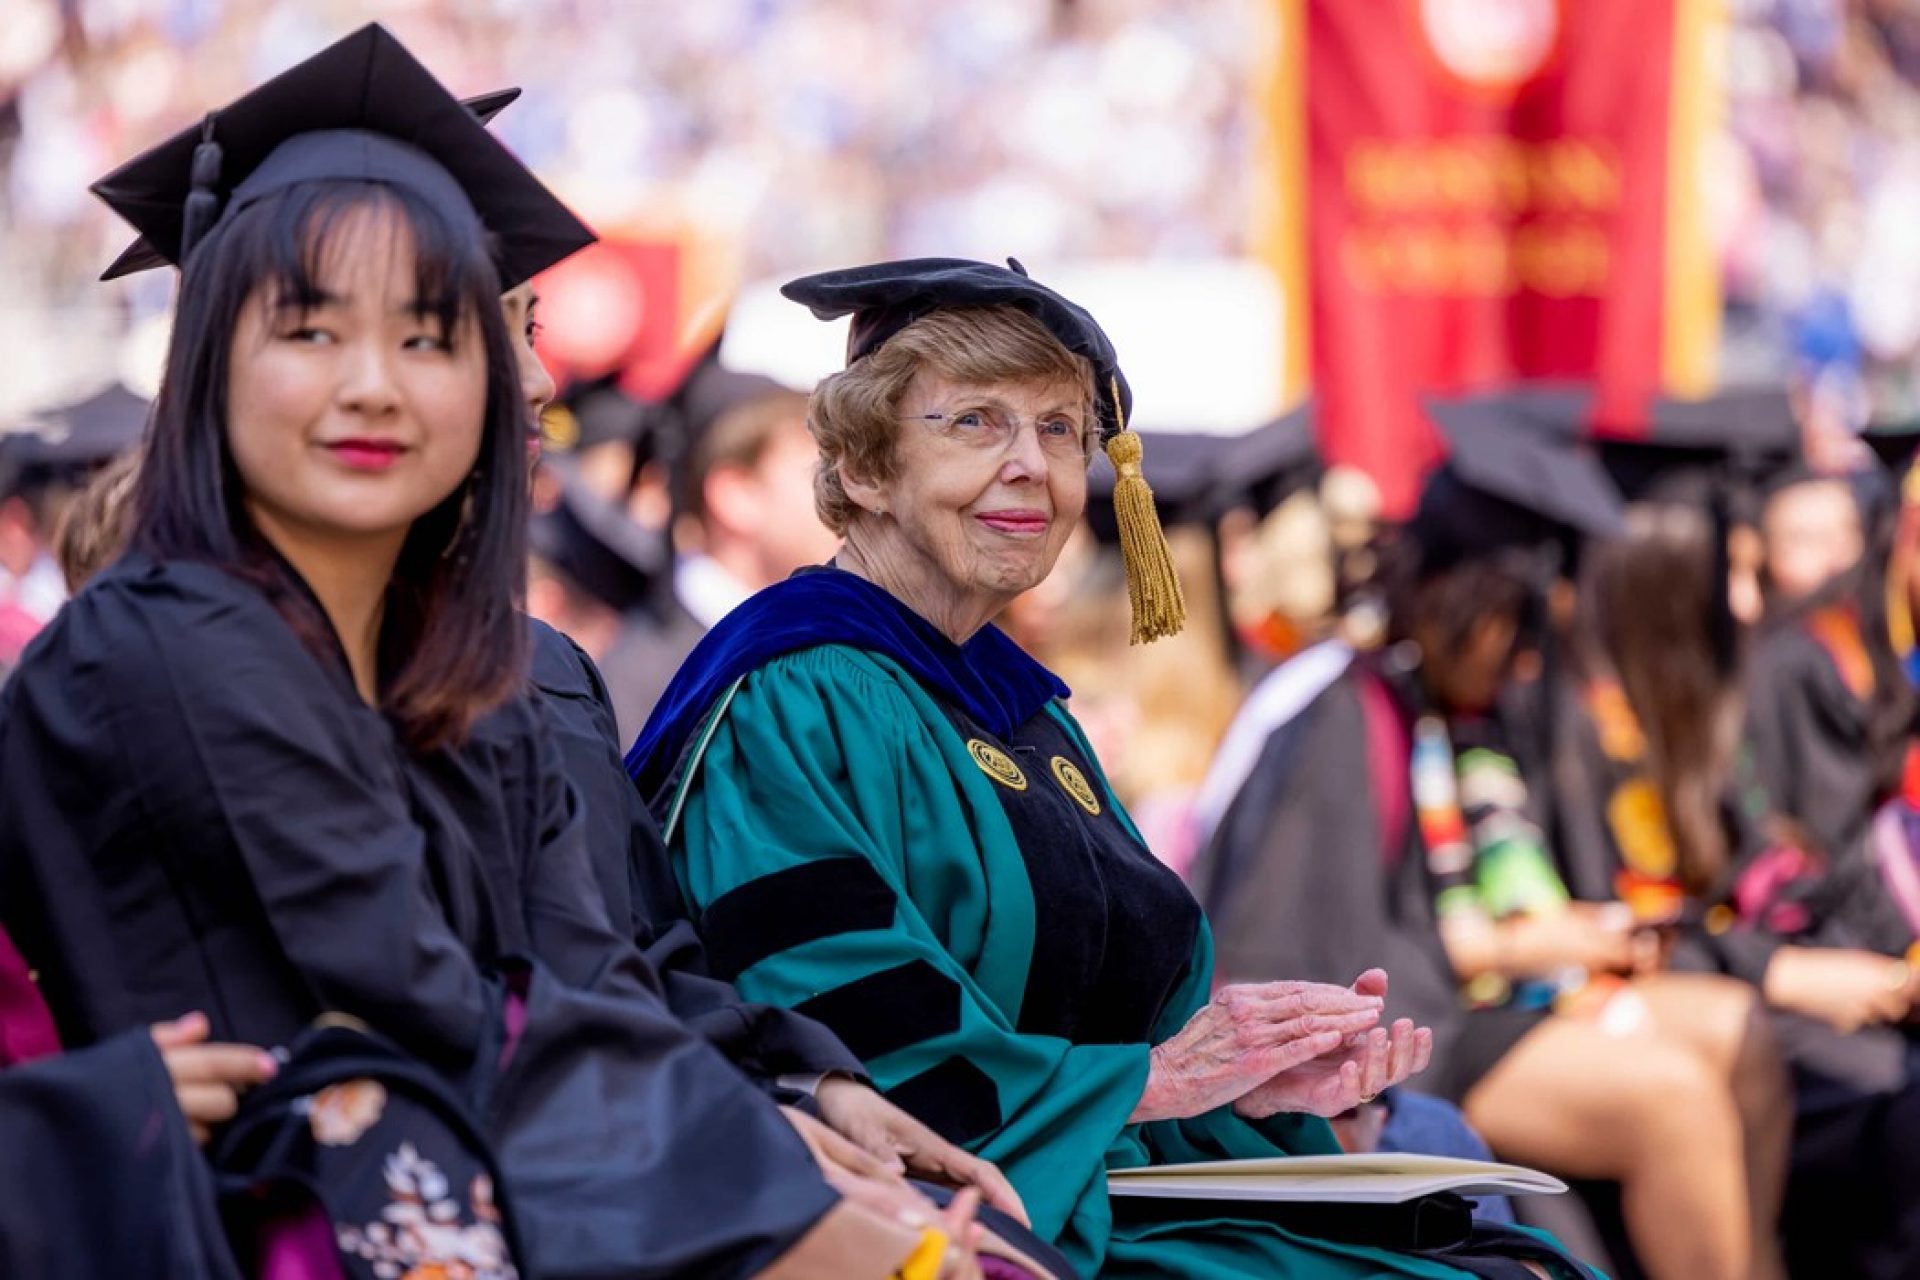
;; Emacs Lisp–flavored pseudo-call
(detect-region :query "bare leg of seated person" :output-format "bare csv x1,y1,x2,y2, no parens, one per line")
1462,1018,1753,1280
1630,972,1792,1280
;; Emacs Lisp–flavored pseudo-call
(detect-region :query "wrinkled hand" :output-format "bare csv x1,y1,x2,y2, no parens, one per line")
1231,1018,1433,1119
1764,946,1915,1033
1129,973,1386,1125
150,1011,277,1146
814,1078,1028,1226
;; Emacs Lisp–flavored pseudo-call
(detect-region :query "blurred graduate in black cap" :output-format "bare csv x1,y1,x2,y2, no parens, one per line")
0,381,147,667
0,26,1003,1280
1517,401,1920,1280
1740,403,1917,873
588,350,840,737
1189,407,1794,1280
1051,408,1338,878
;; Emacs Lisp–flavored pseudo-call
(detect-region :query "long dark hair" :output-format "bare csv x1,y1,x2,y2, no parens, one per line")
132,181,528,753
1575,501,1743,888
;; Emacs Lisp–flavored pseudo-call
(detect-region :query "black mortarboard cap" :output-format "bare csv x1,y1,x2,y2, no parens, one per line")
780,257,1131,439
91,26,589,287
528,470,666,614
1415,398,1624,570
100,87,523,280
542,376,650,458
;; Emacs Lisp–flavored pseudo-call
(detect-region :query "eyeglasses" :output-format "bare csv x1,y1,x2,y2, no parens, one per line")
905,404,1094,461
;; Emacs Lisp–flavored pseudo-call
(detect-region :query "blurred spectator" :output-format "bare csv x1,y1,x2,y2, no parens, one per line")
0,0,1257,421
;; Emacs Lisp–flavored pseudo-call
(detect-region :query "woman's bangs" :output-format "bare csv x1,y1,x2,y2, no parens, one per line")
241,183,498,339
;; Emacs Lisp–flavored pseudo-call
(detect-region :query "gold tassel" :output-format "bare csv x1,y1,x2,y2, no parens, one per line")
1102,377,1186,644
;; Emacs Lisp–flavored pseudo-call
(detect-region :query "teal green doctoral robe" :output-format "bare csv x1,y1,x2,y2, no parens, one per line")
664,643,1564,1278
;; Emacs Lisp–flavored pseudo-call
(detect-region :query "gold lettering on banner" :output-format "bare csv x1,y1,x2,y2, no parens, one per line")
1335,135,1623,300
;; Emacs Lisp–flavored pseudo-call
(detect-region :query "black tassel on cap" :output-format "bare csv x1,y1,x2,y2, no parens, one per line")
179,113,223,263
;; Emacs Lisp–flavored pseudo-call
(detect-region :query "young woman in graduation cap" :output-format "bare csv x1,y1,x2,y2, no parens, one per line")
629,258,1615,1279
0,26,1011,1280
1190,414,1794,1280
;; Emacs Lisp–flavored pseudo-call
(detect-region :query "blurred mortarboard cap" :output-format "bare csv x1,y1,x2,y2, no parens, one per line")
541,376,650,458
1084,407,1323,543
1594,389,1803,507
1,382,150,496
1415,397,1623,571
101,86,524,280
528,468,666,614
1860,418,1920,479
679,362,791,448
781,257,1130,439
665,352,798,513
1085,430,1232,543
1218,401,1321,520
90,25,590,288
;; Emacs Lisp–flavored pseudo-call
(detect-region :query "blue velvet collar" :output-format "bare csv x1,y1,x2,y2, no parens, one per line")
625,566,1070,805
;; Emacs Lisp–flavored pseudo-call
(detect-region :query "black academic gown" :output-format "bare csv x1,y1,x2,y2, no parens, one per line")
519,617,864,1087
0,554,836,1280
1744,610,1886,860
1527,673,1920,1280
0,1027,240,1280
1188,661,1540,1104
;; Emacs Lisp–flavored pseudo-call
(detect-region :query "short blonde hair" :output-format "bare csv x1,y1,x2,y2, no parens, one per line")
805,306,1096,534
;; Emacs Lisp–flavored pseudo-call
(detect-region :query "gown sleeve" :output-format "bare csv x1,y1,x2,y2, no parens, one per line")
527,620,865,1083
487,768,844,1280
0,1028,240,1280
0,564,490,1066
672,647,1151,1245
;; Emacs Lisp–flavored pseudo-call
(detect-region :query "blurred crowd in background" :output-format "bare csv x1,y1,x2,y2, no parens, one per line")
4,0,1919,425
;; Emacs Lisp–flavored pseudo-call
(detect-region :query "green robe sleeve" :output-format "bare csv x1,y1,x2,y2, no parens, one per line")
671,647,1151,1245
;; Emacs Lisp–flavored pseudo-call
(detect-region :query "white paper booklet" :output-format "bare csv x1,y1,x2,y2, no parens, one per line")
1107,1152,1568,1204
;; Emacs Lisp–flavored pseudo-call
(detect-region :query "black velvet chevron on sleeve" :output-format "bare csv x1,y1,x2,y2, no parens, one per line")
793,960,963,1061
698,857,897,979
883,1056,1002,1146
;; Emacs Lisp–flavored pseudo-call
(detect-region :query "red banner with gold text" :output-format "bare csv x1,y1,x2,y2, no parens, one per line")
1259,0,1721,514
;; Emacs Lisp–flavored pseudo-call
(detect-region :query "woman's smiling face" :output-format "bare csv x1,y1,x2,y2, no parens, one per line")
857,367,1090,613
224,202,487,551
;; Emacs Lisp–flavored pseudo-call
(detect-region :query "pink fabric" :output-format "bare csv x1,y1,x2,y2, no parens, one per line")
258,1199,348,1280
500,984,528,1070
1873,802,1920,936
0,602,42,667
1354,670,1413,868
0,925,60,1066
980,1259,1043,1280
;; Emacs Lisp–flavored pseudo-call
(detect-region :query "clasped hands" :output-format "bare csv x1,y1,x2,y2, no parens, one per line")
1129,969,1433,1125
